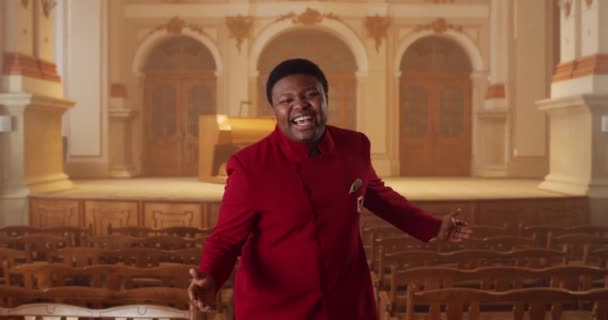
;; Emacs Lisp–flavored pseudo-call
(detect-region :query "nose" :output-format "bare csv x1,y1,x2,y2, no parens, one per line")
293,96,311,110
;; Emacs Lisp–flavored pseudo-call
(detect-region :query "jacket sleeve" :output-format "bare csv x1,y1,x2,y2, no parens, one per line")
199,155,258,288
360,135,441,242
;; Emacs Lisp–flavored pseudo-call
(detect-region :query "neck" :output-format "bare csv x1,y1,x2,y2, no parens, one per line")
308,143,321,157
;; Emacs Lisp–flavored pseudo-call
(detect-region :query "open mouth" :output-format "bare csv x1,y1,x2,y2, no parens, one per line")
291,115,315,129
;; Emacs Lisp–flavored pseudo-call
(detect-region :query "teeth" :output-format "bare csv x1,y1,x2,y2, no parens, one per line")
293,115,312,123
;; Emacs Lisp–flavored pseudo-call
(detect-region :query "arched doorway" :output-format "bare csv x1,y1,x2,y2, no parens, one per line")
257,29,357,130
399,37,472,176
143,36,216,176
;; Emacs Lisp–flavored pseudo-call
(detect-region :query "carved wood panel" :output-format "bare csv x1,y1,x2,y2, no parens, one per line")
143,202,202,229
29,198,81,227
84,200,140,235
536,197,589,226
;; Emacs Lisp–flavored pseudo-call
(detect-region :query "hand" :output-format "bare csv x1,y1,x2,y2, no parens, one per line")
188,268,217,312
437,209,472,243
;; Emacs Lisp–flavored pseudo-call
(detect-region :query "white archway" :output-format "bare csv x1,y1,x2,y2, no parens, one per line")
250,18,368,74
394,29,484,73
132,27,223,76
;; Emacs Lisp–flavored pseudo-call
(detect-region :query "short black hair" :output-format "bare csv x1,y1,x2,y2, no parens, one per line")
265,58,328,104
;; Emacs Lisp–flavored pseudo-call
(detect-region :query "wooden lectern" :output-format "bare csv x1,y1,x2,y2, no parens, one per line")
199,115,275,183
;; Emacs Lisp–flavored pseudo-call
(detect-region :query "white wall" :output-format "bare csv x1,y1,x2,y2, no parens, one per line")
63,0,108,177
512,0,548,158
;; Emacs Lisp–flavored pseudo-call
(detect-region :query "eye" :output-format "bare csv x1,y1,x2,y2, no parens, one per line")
278,97,293,105
305,90,319,99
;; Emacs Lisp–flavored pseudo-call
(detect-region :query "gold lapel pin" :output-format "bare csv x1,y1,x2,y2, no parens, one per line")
349,178,363,195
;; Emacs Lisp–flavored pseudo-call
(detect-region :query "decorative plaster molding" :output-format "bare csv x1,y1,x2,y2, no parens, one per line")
147,16,209,39
585,0,593,8
226,15,253,52
21,0,28,9
42,0,57,18
365,15,392,53
167,16,186,34
413,18,463,34
276,8,341,26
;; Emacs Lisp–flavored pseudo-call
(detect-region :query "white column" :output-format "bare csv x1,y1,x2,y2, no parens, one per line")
538,0,608,224
484,0,509,110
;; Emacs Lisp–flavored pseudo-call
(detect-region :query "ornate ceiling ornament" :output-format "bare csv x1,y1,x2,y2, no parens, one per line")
414,18,463,34
277,8,340,26
226,15,253,52
42,0,57,18
585,0,593,7
21,0,28,9
365,15,392,52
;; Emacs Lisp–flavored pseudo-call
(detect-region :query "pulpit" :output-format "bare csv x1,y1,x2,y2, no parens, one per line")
199,115,275,183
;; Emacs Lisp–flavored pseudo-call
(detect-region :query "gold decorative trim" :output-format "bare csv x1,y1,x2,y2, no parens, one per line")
21,0,29,9
276,8,341,26
226,15,253,52
42,0,57,18
364,15,391,52
414,18,463,34
585,0,593,7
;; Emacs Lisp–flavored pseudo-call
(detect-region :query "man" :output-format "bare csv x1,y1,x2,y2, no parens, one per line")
188,58,472,319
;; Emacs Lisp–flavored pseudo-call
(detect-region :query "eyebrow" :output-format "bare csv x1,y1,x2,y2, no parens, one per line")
276,86,319,96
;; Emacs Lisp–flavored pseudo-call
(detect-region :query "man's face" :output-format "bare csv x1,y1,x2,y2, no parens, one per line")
271,74,328,145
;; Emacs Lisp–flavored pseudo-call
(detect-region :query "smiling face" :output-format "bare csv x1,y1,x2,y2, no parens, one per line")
271,74,328,145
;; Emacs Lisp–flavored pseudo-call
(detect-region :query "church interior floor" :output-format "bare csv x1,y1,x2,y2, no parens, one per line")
40,177,572,201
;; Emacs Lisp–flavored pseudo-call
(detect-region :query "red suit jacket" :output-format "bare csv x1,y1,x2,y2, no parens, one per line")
199,125,441,320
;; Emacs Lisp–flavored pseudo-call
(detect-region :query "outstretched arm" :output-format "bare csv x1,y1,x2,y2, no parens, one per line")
198,155,259,288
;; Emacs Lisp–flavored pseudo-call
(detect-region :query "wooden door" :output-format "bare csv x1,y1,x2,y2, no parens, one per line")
400,75,471,176
399,37,472,176
145,76,215,176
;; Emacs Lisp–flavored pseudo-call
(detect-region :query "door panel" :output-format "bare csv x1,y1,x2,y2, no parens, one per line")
181,79,216,176
435,79,471,176
400,82,434,176
145,79,180,176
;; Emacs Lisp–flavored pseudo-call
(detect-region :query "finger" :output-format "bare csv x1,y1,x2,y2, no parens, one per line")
195,301,208,312
189,268,202,279
446,208,462,218
187,283,197,301
191,278,209,287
